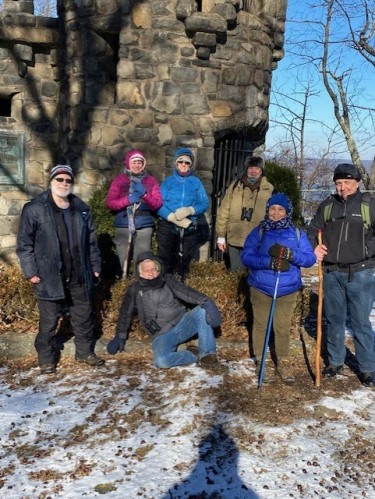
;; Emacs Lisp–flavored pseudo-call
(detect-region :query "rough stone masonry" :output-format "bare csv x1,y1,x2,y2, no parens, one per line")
0,0,287,262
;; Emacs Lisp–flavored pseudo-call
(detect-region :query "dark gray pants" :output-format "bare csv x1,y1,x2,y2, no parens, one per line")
35,283,94,366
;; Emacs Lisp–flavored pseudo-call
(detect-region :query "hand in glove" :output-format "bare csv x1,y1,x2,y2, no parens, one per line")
202,299,222,328
270,257,290,272
268,243,293,262
128,192,141,204
167,213,192,229
107,337,125,355
175,206,195,220
132,181,146,197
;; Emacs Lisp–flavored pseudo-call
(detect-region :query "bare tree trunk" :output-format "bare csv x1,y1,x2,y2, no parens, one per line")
321,0,371,188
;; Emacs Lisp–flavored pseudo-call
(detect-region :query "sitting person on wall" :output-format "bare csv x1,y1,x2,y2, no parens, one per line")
241,193,316,383
107,251,223,370
156,147,209,281
106,150,162,277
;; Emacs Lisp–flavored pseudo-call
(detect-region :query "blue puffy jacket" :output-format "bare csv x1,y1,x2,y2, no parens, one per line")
241,226,316,297
157,169,208,222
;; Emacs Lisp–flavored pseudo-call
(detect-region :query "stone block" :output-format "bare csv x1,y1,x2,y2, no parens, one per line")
117,60,135,79
192,32,216,48
109,110,130,127
171,66,198,82
134,63,156,80
157,124,173,146
210,101,232,117
151,81,181,114
181,94,210,115
131,111,154,128
169,116,196,135
13,43,33,62
213,4,237,23
126,128,155,143
132,3,152,29
197,46,211,60
117,81,145,108
185,13,227,35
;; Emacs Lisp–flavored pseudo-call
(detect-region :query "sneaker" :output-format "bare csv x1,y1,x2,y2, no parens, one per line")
322,364,343,378
40,364,56,375
276,360,295,383
255,362,276,383
75,354,105,367
361,372,375,387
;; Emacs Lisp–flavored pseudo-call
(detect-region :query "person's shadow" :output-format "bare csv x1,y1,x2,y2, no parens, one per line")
161,423,259,498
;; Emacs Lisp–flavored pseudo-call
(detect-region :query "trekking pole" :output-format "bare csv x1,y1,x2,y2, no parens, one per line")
123,203,137,279
315,229,323,387
178,228,185,282
122,230,133,279
258,267,281,390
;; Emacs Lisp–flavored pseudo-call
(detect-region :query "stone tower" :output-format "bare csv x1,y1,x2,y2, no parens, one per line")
0,0,287,261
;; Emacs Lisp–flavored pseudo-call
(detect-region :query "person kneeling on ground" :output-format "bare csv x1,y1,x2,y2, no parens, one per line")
107,252,222,369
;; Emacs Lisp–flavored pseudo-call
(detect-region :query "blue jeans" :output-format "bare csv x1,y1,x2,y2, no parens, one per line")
152,306,217,368
323,268,375,373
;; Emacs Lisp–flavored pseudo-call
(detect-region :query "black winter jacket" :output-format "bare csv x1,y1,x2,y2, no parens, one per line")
116,274,210,342
16,190,101,301
307,190,375,266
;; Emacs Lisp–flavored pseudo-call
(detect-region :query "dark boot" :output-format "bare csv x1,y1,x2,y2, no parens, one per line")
75,353,105,367
322,364,343,378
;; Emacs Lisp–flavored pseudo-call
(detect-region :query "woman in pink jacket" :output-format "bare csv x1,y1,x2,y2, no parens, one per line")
106,150,162,277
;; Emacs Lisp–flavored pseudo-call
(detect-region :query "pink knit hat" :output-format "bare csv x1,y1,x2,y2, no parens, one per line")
124,150,146,170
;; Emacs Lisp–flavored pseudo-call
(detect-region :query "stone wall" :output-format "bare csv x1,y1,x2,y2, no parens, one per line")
0,0,287,262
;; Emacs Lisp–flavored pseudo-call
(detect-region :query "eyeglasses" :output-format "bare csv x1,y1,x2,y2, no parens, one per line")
177,161,191,165
54,177,73,184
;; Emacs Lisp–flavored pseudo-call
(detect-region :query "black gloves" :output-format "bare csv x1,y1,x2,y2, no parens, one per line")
270,257,290,272
268,243,293,261
202,299,222,328
107,337,125,355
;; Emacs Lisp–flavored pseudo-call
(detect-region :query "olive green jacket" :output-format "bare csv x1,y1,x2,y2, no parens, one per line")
215,176,274,248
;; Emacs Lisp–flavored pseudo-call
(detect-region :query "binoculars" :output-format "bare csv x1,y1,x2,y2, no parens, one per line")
241,207,253,222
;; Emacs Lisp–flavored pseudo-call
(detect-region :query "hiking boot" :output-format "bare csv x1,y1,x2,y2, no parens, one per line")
199,353,228,373
75,354,105,367
186,345,199,357
361,372,375,388
40,364,57,375
323,364,343,378
276,360,295,383
255,362,276,383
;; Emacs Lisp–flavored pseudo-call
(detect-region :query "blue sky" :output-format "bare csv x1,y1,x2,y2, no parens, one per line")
266,0,375,162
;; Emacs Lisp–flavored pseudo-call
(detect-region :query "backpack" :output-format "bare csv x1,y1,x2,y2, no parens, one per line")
323,192,372,230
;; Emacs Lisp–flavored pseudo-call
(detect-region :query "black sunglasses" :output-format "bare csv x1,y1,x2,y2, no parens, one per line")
177,160,191,165
54,177,73,184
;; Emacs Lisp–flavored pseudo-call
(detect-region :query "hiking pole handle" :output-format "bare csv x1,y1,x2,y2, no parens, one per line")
315,229,323,387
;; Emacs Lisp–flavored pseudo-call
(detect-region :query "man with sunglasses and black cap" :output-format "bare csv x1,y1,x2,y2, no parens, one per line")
17,164,104,374
308,163,375,387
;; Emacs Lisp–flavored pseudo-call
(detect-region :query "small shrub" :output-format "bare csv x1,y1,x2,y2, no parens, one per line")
0,264,38,332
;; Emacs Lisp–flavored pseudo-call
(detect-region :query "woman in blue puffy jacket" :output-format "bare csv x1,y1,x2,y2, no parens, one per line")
241,193,316,383
157,147,208,280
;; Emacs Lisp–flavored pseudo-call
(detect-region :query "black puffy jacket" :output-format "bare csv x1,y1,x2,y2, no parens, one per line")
16,190,101,300
116,273,209,342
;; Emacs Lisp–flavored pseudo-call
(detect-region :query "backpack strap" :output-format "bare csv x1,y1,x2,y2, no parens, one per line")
323,193,372,229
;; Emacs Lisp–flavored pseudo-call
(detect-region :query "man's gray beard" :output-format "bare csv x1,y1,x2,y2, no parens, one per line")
51,184,72,199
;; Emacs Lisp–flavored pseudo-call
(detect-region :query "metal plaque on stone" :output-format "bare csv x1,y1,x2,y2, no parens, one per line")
0,131,25,185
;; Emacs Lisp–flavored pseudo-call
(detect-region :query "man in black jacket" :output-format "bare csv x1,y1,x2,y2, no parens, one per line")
308,163,375,387
107,251,222,369
17,165,104,374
